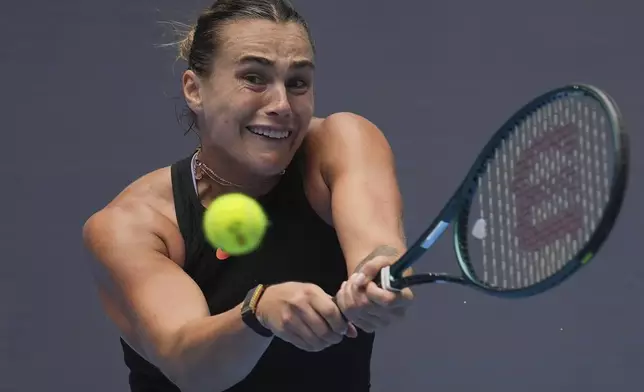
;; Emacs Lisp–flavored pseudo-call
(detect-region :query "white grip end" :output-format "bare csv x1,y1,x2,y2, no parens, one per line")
379,265,401,292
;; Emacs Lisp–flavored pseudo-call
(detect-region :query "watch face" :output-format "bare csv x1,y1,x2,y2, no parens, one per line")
242,300,254,313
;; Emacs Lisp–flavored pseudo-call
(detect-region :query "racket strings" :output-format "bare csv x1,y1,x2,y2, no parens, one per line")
469,94,614,290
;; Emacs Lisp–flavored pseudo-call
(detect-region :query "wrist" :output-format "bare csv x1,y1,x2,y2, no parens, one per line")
241,284,273,338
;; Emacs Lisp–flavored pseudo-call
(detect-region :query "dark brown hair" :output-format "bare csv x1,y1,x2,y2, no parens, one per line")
175,0,314,134
179,0,314,76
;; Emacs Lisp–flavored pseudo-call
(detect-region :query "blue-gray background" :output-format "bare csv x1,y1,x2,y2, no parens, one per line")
2,0,643,391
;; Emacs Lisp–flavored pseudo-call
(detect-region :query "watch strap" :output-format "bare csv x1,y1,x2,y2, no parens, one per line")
241,284,273,337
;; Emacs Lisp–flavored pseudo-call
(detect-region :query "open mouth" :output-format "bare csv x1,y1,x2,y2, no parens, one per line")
246,126,292,140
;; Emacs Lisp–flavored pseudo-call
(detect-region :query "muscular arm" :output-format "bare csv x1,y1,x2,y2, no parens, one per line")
317,112,408,275
83,204,272,392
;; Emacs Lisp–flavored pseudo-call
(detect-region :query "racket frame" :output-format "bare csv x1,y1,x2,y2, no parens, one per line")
383,84,629,298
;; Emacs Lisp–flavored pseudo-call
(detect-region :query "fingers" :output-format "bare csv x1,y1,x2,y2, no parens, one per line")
352,312,386,333
278,325,318,352
336,281,385,332
365,283,413,308
345,322,358,338
279,285,350,351
353,255,393,286
309,294,350,337
336,276,411,333
281,311,329,351
346,275,397,310
295,297,346,346
262,280,405,352
349,265,414,308
363,281,397,306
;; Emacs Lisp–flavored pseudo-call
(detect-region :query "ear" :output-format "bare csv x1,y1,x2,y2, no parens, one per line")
182,70,203,114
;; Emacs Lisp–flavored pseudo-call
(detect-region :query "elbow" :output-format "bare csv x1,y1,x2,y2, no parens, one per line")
153,344,244,392
134,333,197,391
161,362,243,392
148,344,191,390
156,353,206,392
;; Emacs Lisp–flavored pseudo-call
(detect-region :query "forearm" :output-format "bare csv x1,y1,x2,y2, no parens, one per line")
164,303,273,392
348,244,407,276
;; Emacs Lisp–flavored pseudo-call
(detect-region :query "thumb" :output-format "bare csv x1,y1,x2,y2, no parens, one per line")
354,256,392,286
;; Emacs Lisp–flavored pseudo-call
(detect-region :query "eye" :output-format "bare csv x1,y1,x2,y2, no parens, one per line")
244,74,265,85
288,79,309,91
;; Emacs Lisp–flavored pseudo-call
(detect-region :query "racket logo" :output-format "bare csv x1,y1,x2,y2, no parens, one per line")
512,123,584,251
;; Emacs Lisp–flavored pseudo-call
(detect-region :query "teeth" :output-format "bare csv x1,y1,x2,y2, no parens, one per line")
248,126,291,139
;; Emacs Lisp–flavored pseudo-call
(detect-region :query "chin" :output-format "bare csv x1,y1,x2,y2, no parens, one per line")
249,152,293,176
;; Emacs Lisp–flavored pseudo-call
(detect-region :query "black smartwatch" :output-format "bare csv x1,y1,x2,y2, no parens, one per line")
241,284,273,337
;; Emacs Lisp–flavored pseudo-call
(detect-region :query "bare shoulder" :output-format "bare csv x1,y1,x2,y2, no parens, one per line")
301,113,390,225
306,112,389,158
308,112,382,135
83,166,185,266
82,166,211,368
306,112,391,173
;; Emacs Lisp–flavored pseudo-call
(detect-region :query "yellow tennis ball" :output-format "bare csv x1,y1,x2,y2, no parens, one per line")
202,192,268,256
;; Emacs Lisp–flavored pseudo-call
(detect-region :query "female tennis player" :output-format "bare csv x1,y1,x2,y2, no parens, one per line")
82,1,413,391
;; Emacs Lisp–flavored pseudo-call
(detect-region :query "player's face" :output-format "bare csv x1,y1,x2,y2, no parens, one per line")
186,19,315,176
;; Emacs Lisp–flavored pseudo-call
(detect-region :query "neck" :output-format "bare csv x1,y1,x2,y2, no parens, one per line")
194,146,283,200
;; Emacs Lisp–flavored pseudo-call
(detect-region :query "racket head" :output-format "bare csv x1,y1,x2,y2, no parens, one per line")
452,84,628,297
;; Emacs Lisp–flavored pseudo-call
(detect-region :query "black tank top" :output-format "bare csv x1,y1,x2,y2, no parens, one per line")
120,150,375,391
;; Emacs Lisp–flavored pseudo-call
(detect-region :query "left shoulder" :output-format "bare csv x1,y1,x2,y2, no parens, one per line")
305,112,394,187
308,112,387,144
305,112,392,166
298,112,393,225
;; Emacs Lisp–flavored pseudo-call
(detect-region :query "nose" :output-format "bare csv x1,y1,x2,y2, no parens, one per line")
264,85,292,118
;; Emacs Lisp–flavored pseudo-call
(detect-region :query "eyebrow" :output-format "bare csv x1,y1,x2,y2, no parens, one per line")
237,55,315,70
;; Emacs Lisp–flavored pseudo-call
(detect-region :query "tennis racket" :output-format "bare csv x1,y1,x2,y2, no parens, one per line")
377,84,629,298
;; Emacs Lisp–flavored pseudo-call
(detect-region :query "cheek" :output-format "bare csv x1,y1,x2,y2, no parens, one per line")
295,124,311,145
235,93,265,112
294,94,314,120
203,91,259,126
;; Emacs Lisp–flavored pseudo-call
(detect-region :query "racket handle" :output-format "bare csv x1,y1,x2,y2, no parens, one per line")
332,266,398,321
374,271,383,288
377,265,401,291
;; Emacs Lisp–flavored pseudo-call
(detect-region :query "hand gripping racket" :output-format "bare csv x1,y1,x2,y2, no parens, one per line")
377,84,628,298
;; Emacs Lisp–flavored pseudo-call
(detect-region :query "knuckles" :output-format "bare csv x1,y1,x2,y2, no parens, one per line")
355,295,371,308
280,309,295,326
318,303,339,319
293,284,318,303
270,282,352,351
